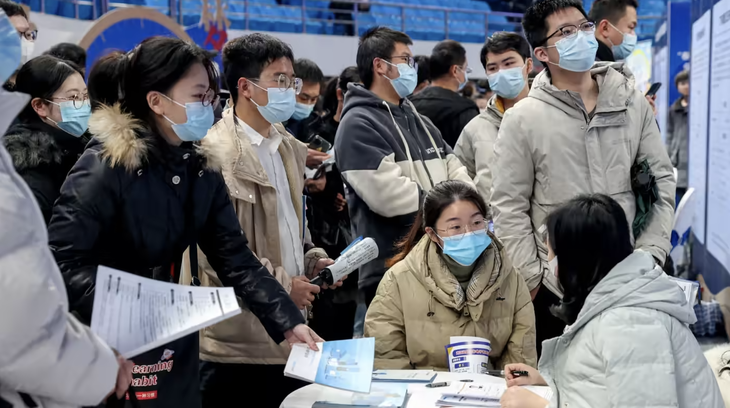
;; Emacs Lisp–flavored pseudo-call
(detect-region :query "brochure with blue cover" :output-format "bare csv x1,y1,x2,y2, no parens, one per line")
312,383,409,408
284,338,375,393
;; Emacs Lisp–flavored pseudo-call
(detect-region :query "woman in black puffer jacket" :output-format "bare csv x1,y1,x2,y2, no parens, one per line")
48,37,320,408
4,55,90,224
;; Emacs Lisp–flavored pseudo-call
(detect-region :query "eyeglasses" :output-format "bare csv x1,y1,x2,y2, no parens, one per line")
385,55,418,69
249,74,303,94
542,21,595,45
459,66,473,74
49,93,89,109
200,88,220,107
436,218,488,241
18,29,37,41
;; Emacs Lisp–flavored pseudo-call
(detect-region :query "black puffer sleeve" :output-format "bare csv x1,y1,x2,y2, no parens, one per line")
47,146,122,324
198,172,304,343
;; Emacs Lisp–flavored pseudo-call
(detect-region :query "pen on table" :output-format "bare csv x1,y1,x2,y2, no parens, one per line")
486,370,529,377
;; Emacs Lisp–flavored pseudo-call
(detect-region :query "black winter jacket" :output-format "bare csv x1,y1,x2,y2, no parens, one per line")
409,86,479,148
3,121,88,224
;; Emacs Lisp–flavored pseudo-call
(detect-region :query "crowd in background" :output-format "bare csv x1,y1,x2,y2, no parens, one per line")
0,0,714,407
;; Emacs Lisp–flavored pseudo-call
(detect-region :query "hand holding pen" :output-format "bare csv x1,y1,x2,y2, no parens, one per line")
502,364,547,387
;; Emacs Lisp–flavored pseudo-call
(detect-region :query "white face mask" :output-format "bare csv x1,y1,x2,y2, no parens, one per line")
548,256,558,277
20,37,34,65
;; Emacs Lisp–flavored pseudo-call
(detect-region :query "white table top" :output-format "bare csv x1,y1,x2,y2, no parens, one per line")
280,372,506,408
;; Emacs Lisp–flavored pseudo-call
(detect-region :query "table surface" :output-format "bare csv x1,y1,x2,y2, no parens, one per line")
280,372,506,408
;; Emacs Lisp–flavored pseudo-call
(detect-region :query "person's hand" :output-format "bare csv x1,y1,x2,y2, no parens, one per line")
646,94,657,116
500,386,550,408
290,275,320,309
305,176,327,194
306,149,331,168
105,354,134,401
529,285,540,301
504,363,546,387
285,324,324,351
335,193,347,212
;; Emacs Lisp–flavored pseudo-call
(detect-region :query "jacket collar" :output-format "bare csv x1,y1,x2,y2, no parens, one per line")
4,120,86,171
595,39,616,62
88,104,227,172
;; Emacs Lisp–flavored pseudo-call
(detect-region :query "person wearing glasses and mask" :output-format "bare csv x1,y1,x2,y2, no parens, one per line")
3,55,89,224
197,33,343,408
47,37,320,408
411,40,479,148
455,32,533,204
491,0,675,356
0,0,36,86
364,180,536,370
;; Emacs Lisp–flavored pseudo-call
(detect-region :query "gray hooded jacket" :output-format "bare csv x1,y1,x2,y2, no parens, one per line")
492,62,675,297
539,251,724,408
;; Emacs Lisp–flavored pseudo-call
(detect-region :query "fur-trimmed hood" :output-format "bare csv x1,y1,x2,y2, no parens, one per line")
88,104,228,172
3,121,83,172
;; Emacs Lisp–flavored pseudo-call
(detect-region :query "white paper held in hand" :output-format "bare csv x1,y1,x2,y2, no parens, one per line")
90,266,241,358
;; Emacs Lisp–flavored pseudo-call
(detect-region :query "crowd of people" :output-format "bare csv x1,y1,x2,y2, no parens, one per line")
0,0,713,407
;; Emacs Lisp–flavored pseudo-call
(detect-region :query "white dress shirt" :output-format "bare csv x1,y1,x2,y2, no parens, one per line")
237,119,304,277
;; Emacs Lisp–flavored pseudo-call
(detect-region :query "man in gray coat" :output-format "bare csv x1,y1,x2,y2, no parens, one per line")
666,70,689,201
492,0,675,353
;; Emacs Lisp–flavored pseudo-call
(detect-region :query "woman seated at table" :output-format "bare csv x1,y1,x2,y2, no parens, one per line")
364,180,537,370
500,194,723,408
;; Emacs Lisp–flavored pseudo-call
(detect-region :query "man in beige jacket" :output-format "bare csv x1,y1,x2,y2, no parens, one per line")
492,0,675,355
196,34,338,408
454,32,533,204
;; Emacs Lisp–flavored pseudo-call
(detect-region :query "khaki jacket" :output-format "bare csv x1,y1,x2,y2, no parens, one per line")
364,234,537,371
492,62,675,297
454,95,504,204
193,109,327,365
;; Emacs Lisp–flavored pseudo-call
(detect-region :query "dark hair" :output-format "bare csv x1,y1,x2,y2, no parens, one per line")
110,37,217,127
321,77,338,115
588,0,638,26
338,65,361,94
44,43,87,69
522,0,588,49
223,33,294,104
429,40,467,80
87,51,127,110
0,0,27,19
356,26,413,89
547,194,633,325
415,55,430,85
675,70,689,87
323,66,360,114
294,58,324,85
13,55,84,122
481,32,532,70
387,180,488,267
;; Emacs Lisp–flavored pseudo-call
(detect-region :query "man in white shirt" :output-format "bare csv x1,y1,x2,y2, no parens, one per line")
197,33,341,408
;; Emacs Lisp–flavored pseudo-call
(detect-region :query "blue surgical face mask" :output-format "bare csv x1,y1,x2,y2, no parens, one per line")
609,22,637,60
457,66,469,91
439,229,492,266
0,11,21,84
46,99,91,137
291,102,315,121
488,65,527,100
547,30,598,72
250,81,296,124
163,96,214,142
383,60,418,98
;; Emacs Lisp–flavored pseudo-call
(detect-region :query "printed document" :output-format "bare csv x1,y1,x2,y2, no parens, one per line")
91,266,241,358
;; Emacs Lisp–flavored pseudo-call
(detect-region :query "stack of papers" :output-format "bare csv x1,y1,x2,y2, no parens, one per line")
91,266,241,358
445,336,492,374
313,383,409,408
436,383,553,407
284,338,375,393
372,370,437,383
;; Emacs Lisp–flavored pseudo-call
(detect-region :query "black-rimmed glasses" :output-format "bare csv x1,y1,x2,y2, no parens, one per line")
542,21,596,45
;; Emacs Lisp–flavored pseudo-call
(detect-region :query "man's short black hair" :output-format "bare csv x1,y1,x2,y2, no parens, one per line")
480,32,532,69
294,58,324,85
223,33,294,104
429,40,467,80
588,0,638,25
522,0,589,49
44,43,87,69
415,55,430,85
675,70,689,87
0,0,26,18
356,26,413,89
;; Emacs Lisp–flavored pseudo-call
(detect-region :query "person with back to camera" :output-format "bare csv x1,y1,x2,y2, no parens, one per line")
3,55,90,224
365,180,536,370
47,36,320,408
43,42,87,75
499,194,724,408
